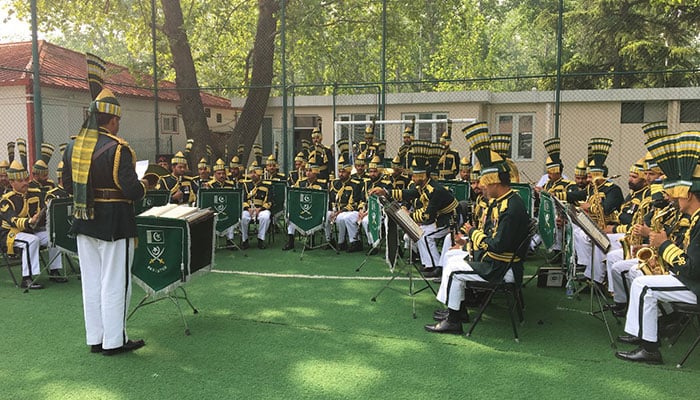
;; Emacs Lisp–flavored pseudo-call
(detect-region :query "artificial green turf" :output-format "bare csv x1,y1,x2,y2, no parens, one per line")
1,235,698,399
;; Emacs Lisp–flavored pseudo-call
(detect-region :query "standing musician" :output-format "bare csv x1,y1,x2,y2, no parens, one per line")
437,130,460,180
368,156,458,279
329,155,363,252
156,151,196,205
357,123,377,159
1,160,66,289
615,131,700,365
282,160,330,251
307,127,334,180
0,160,12,195
240,161,272,250
398,124,414,172
573,138,624,284
62,76,146,355
425,121,530,334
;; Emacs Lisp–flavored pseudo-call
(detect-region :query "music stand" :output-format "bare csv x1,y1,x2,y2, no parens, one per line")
566,204,618,348
370,198,436,318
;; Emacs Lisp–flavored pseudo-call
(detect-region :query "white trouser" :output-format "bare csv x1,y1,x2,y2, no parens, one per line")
609,258,640,303
436,251,514,310
573,226,606,283
438,234,461,269
606,248,624,287
241,209,271,241
416,223,449,269
335,211,359,244
217,226,235,240
288,211,333,240
14,230,61,277
77,235,135,350
624,274,697,343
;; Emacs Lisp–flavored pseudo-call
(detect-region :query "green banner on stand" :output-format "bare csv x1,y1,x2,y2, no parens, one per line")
287,187,328,235
440,180,471,202
511,183,534,217
197,188,242,233
47,197,77,254
134,190,170,215
538,191,556,250
368,195,382,246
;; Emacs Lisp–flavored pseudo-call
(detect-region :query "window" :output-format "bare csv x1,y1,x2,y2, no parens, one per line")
161,114,179,134
620,101,667,123
216,113,222,123
401,112,448,142
204,108,211,118
336,114,372,142
680,100,700,123
496,113,534,161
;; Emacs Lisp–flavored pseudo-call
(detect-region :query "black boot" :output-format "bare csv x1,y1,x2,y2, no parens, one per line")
282,234,295,251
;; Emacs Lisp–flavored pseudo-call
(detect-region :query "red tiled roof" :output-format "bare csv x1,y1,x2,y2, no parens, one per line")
0,40,234,109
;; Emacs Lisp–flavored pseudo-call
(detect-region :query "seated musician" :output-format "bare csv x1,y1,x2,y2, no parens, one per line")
360,156,391,252
265,155,286,181
283,161,330,251
193,157,211,191
572,138,624,284
228,156,242,187
368,157,458,278
330,155,363,252
206,159,237,246
615,136,700,365
287,152,306,187
240,161,272,250
156,151,196,205
388,156,410,191
45,160,70,202
0,160,66,289
426,121,529,334
530,138,575,255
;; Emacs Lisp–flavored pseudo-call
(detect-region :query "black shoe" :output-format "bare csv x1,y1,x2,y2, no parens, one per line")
432,309,470,323
339,242,348,251
241,240,250,250
424,319,464,334
20,278,44,290
282,235,294,251
257,240,266,249
422,267,442,278
617,335,642,345
615,347,663,365
49,269,68,283
102,339,146,356
90,344,103,353
347,241,363,253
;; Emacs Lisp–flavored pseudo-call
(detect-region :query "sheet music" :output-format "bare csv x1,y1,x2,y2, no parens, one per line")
136,160,149,179
138,204,179,217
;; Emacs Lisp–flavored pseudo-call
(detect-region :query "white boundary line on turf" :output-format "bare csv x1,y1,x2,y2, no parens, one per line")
211,269,412,281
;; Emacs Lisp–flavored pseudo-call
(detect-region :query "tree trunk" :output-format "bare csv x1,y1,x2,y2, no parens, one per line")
161,0,210,167
234,0,280,166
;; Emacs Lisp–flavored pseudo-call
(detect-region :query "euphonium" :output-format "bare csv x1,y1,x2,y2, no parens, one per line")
635,203,677,275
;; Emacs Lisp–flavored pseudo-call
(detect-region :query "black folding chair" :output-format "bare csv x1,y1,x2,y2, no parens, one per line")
668,302,700,368
464,218,539,342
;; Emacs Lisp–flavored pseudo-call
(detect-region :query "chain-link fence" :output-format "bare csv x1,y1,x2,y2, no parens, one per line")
0,0,699,182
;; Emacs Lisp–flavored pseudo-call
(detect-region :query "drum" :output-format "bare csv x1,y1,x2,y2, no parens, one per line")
197,188,242,233
286,187,328,235
132,207,216,295
47,197,77,254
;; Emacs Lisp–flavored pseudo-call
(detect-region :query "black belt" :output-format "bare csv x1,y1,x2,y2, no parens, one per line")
94,188,126,200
